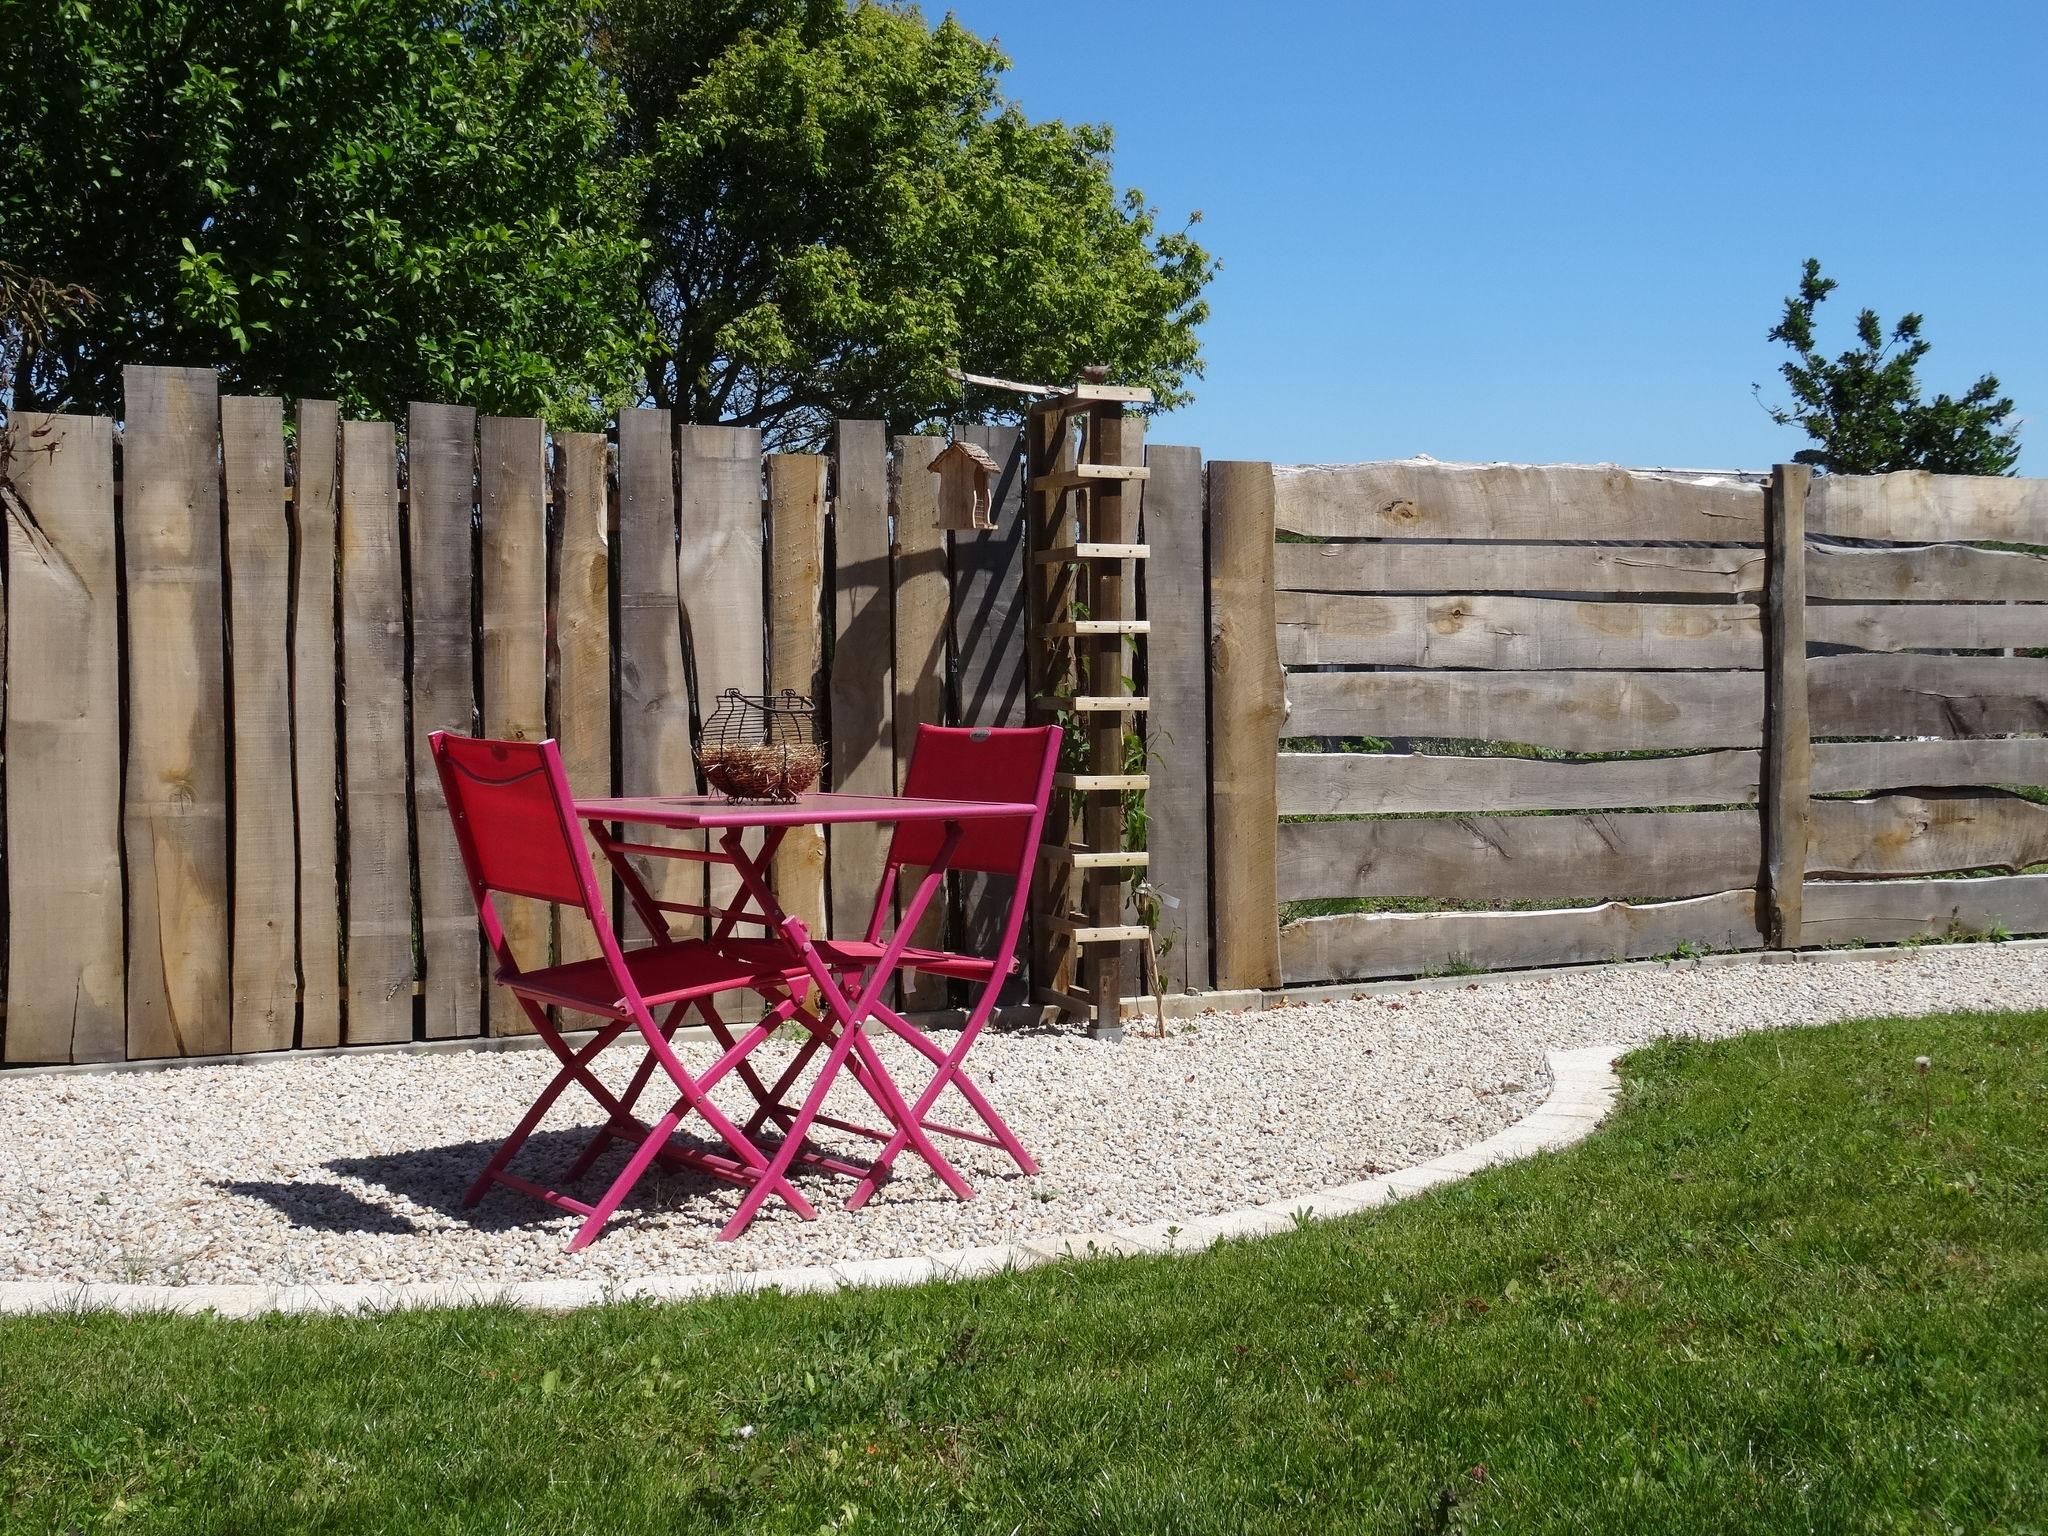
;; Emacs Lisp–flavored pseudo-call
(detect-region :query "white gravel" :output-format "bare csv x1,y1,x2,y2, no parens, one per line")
3,945,2041,1287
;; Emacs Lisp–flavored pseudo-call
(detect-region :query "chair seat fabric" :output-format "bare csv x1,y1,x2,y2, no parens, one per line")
716,936,1011,982
499,940,778,1016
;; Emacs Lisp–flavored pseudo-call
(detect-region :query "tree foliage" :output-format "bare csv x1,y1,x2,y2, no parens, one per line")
1760,259,2020,475
604,0,1214,447
0,0,646,426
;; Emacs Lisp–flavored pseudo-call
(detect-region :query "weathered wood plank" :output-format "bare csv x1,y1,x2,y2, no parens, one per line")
1140,443,1212,993
553,431,611,963
4,414,124,1062
890,434,951,1008
1277,809,1759,904
1273,460,1765,543
1807,470,2048,544
1807,601,2048,652
480,415,551,1033
617,409,694,930
293,401,343,1047
767,453,828,936
1279,749,1763,816
829,420,893,941
1808,542,2048,602
1279,890,1764,985
1762,464,1811,949
406,402,480,1038
339,419,414,1044
1800,875,2048,945
1808,655,2048,739
1285,670,1765,751
1276,592,1762,670
1208,460,1283,989
1808,791,2048,879
122,364,230,1059
677,423,765,942
1276,540,1763,597
1811,737,2046,794
222,396,298,1051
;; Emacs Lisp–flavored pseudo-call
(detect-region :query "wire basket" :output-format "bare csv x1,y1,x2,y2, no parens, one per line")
696,688,824,803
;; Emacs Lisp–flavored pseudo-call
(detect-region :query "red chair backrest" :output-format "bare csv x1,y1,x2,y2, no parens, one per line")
889,725,1062,879
430,732,591,909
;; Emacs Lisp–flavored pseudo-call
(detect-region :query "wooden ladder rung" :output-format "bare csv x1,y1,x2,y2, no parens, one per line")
1050,916,1151,944
1033,695,1149,714
1029,383,1156,416
1053,772,1149,792
1031,463,1151,494
1032,543,1150,564
1038,845,1150,870
1045,619,1150,637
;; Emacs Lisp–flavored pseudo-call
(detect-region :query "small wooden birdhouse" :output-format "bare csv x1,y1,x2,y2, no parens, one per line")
929,439,1000,530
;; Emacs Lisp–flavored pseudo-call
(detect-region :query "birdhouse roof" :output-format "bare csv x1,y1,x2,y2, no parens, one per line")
929,440,1000,473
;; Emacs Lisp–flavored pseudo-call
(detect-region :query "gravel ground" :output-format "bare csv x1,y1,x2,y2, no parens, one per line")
3,945,2040,1287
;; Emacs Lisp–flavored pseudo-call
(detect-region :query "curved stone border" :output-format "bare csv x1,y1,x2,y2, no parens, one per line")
0,1046,1624,1318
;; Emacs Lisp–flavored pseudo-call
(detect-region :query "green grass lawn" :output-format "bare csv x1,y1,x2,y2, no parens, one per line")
5,1011,2045,1534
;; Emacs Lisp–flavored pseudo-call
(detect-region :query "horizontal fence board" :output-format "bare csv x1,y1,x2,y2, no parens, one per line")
1277,592,1761,670
1286,669,1764,751
1277,809,1758,903
1279,890,1763,985
1808,791,2048,879
1275,541,1763,597
1808,470,2048,544
1807,601,2048,652
1279,749,1762,816
4,414,124,1063
1809,655,2048,738
1273,460,1766,543
1811,737,2046,795
1800,875,2048,945
1808,542,2048,602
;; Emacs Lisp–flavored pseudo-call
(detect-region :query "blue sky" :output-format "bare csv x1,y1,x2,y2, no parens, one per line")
942,1,2047,472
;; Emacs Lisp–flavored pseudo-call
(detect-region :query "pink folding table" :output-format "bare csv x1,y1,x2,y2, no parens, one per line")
574,790,1038,1237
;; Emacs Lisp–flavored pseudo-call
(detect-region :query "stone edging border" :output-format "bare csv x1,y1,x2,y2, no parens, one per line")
0,1045,1625,1319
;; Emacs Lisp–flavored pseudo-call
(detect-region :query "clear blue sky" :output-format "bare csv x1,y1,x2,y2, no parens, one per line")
943,0,2047,472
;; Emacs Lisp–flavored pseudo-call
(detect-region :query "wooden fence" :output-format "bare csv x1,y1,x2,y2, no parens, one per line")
1210,457,2048,988
5,364,2045,1064
0,364,1216,1062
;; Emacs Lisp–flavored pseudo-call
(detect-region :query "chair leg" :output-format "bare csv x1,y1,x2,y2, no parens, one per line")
568,1102,687,1252
464,1019,629,1207
564,1004,689,1183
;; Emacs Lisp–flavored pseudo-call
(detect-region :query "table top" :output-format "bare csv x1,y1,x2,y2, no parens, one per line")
575,791,1038,831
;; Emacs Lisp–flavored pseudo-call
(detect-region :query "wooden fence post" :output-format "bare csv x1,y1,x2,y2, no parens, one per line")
1207,460,1283,991
767,452,829,935
1763,462,1812,949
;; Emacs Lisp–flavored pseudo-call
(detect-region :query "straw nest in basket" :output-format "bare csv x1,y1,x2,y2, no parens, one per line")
697,742,824,803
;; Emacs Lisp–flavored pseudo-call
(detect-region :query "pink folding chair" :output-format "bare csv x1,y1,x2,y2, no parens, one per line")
721,724,1062,1208
428,731,815,1250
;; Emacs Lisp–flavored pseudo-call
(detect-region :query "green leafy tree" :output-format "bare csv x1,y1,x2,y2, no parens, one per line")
1759,258,2020,474
0,0,646,426
605,0,1214,447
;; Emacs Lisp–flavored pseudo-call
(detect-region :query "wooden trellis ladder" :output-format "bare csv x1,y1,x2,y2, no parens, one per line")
1023,379,1155,1034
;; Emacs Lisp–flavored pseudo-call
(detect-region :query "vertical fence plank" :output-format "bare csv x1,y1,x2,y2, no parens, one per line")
1207,460,1282,990
1763,462,1812,949
553,431,612,962
768,453,829,934
617,408,695,927
480,415,551,1033
1140,443,1212,994
340,420,414,1043
4,414,124,1062
678,423,766,936
950,423,1026,965
407,402,480,1037
222,396,298,1051
121,364,230,1058
890,434,950,1007
830,420,893,939
294,401,343,1047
